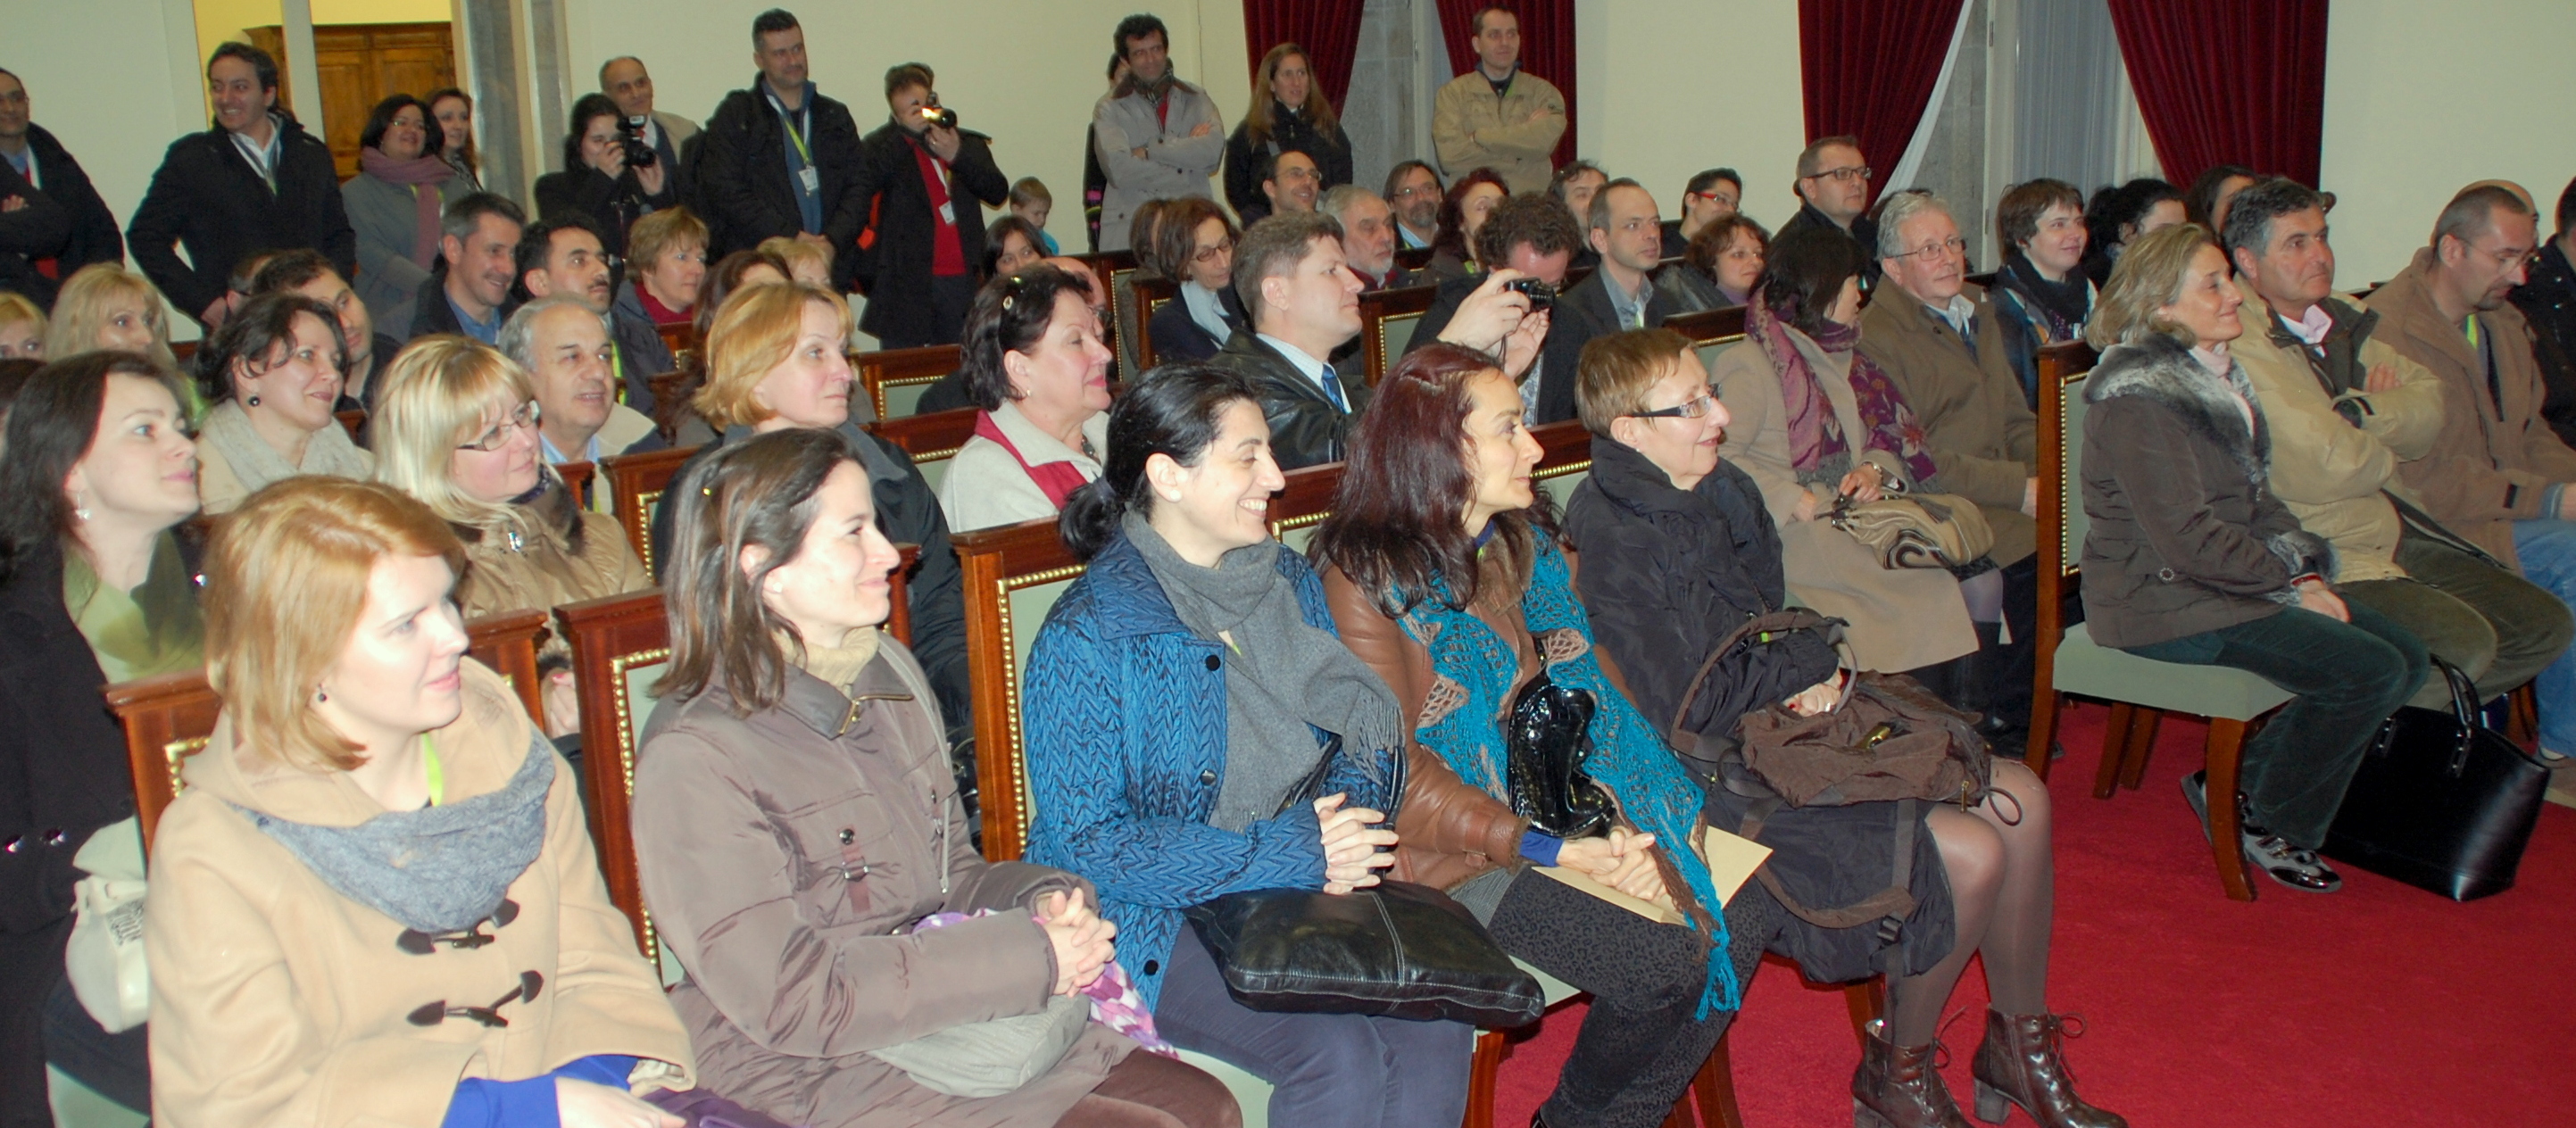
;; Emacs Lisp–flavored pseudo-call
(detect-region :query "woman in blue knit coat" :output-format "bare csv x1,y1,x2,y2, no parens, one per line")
1021,366,1475,1127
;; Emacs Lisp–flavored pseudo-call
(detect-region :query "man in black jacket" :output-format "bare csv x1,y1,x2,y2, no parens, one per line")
127,43,353,331
1563,178,1681,336
0,69,123,310
697,8,869,289
854,62,1006,348
1409,192,1591,422
1777,135,1880,286
513,214,670,412
1203,212,1371,469
410,192,524,344
2513,176,2576,446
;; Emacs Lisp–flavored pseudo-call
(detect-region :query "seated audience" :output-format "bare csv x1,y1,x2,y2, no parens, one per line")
1010,176,1060,254
1990,178,2097,403
48,263,180,372
2081,223,2429,892
1385,159,1444,251
855,62,1010,349
1322,185,1419,291
149,475,699,1125
1414,192,1589,423
372,336,649,740
1661,167,1741,259
2378,184,2576,761
0,290,43,358
651,280,971,734
939,266,1113,532
2079,177,2183,286
502,295,667,466
1779,136,1879,278
412,192,526,344
1024,369,1461,1124
1254,149,1324,223
1659,212,1767,313
1563,178,1679,335
2183,163,2259,234
251,249,399,414
985,214,1050,278
2223,177,2572,709
1858,191,2041,751
2514,177,2576,445
536,94,678,263
1566,328,2125,1128
661,248,792,445
342,95,464,349
1224,43,1353,223
1311,343,1773,1126
191,292,371,514
1708,228,1981,673
1203,212,1369,469
0,352,201,1121
639,427,1234,1127
1428,167,1508,282
517,214,672,413
428,87,483,191
1549,160,1609,269
617,206,710,330
1142,196,1245,365
0,68,125,311
1093,13,1226,253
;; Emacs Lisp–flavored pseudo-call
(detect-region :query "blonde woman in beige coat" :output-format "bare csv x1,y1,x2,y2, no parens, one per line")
145,477,694,1127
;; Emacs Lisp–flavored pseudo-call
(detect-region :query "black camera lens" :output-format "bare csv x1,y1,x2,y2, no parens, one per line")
619,117,657,168
1504,277,1556,312
923,105,960,130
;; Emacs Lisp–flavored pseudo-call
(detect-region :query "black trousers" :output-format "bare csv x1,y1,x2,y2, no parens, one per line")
876,273,979,349
1,919,70,1128
44,977,147,1113
1484,869,1780,1128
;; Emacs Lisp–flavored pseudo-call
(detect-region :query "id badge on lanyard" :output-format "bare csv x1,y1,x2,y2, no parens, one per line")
800,166,820,195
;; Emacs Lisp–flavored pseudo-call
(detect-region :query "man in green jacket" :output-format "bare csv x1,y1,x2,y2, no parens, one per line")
1431,7,1566,195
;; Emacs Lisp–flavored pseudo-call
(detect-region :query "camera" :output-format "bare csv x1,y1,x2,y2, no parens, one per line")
619,116,657,169
919,101,959,130
1504,277,1556,312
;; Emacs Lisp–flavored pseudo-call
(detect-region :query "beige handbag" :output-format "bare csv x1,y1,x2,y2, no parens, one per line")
1826,474,1995,570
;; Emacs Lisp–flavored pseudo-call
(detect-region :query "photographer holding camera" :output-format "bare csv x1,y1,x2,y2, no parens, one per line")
852,62,1010,348
1409,191,1593,423
534,92,678,263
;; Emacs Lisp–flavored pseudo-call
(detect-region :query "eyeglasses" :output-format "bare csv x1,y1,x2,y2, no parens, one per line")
1192,238,1236,265
1392,183,1441,200
1804,165,1873,184
1892,236,1969,262
457,402,540,452
1630,388,1721,419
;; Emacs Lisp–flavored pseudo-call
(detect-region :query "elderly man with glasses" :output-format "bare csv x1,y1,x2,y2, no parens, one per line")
1780,135,1880,282
1855,190,2042,757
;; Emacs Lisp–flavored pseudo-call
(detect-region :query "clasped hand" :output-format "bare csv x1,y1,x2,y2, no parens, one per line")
1035,889,1116,996
1315,792,1398,895
1552,826,1666,903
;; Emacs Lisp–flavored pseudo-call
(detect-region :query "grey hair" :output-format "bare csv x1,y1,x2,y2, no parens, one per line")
1874,191,1955,259
496,294,609,372
1318,184,1376,225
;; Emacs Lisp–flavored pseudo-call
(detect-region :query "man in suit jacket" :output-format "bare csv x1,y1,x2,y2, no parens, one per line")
127,44,353,330
1205,212,1370,469
696,10,870,288
600,55,700,203
1408,192,1592,423
0,69,123,310
853,62,1008,348
1560,178,1681,338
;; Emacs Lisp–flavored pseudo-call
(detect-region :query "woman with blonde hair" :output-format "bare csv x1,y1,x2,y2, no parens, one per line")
372,335,649,736
191,291,371,514
144,475,708,1127
1222,43,1352,222
648,281,973,735
0,292,45,360
46,264,179,372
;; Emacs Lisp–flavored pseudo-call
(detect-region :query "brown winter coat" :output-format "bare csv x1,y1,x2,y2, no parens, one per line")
631,640,1136,1127
453,477,652,623
2377,248,2576,570
145,661,692,1127
1855,283,2039,566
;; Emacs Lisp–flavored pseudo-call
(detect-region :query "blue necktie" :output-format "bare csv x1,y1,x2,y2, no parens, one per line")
1321,365,1350,412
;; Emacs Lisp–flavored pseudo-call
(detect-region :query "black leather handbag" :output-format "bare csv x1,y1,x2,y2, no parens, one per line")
1503,670,1613,838
2323,660,2549,901
1181,737,1543,1030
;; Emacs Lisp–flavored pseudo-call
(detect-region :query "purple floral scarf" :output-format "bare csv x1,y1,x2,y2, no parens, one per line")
1746,287,1941,486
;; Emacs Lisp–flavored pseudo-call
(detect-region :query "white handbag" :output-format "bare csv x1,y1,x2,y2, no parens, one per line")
64,817,149,1033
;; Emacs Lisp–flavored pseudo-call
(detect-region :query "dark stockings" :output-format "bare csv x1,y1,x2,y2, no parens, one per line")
1884,760,2055,1044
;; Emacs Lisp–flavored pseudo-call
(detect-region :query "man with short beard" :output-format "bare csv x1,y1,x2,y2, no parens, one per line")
1321,185,1416,291
1093,12,1223,253
1384,160,1442,251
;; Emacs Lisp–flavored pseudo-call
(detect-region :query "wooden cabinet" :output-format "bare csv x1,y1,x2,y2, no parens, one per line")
247,22,456,180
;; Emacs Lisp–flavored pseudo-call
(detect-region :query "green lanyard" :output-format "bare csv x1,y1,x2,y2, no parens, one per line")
2464,314,2481,349
771,92,813,166
422,733,445,808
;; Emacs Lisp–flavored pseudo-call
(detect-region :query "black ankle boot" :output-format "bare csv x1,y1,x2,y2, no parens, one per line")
1969,622,2031,761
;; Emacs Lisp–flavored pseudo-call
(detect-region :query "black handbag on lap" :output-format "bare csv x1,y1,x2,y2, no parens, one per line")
2323,660,2549,901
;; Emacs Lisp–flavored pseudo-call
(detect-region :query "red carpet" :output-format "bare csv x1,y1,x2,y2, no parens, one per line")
1489,700,2576,1126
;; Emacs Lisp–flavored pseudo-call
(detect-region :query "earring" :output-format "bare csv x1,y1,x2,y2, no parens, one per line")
246,394,262,407
314,686,328,703
72,500,90,522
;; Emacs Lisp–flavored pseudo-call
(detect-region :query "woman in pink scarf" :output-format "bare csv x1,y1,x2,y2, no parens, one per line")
341,95,464,343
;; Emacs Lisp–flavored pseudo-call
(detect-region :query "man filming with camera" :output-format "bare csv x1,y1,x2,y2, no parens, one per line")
852,61,1010,348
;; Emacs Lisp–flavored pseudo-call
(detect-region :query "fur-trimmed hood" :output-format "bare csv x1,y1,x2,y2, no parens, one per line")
2088,332,2272,487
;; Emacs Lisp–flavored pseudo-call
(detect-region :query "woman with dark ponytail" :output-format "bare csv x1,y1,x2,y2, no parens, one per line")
1025,366,1475,1126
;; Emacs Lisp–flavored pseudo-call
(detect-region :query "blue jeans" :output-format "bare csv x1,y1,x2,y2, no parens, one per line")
2123,602,2428,848
2513,518,2576,753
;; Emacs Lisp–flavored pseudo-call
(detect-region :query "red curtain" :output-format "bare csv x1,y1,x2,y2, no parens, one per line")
2106,0,2328,188
1433,0,1578,168
1797,0,1965,207
1240,1,1369,111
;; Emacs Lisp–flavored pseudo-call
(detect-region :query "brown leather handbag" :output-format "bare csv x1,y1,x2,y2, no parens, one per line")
1826,475,1996,570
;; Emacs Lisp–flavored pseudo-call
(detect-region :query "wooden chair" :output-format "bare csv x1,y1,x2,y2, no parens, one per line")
2029,341,2287,901
1106,258,1146,379
555,460,595,510
335,409,365,440
647,370,695,442
1131,275,1178,373
856,344,963,421
1359,282,1438,386
655,322,693,362
601,444,701,578
865,406,979,494
110,609,553,851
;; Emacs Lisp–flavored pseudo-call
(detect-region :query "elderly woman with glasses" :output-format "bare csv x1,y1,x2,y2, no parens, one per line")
939,265,1115,533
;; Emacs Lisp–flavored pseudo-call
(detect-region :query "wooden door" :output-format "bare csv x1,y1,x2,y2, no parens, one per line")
247,22,457,180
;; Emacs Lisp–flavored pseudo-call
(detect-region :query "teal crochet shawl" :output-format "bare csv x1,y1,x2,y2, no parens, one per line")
1396,532,1741,1017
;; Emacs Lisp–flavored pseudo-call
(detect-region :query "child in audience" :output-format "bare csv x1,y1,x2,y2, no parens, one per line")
1012,177,1060,255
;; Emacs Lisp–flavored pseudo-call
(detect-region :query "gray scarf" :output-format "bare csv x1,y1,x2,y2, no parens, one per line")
231,732,555,933
198,399,375,495
1123,513,1403,832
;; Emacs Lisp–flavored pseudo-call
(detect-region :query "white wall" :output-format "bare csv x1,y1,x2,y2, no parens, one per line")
561,0,1252,253
2319,0,2576,286
1575,0,1807,231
